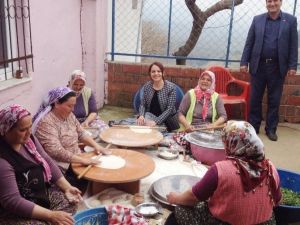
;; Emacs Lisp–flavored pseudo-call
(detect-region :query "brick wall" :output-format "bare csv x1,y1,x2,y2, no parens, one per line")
107,61,300,123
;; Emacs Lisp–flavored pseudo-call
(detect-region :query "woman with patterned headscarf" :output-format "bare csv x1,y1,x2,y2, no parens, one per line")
33,87,111,192
68,70,108,131
166,120,281,225
0,104,81,225
178,70,227,132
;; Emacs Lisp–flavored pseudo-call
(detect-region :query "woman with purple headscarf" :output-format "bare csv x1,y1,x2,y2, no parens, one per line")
166,120,281,225
0,104,81,225
33,87,111,192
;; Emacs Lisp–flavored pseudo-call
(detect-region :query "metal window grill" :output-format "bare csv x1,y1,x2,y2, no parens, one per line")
108,0,299,68
0,0,33,81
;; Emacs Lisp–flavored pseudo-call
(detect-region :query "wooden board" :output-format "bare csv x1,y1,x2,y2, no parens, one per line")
72,149,155,183
99,127,163,147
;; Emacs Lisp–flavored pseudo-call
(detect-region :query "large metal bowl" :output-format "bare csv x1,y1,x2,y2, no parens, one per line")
185,131,225,165
149,175,199,207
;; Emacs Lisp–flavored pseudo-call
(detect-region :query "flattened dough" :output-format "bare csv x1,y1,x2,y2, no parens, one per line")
130,127,152,133
92,155,126,169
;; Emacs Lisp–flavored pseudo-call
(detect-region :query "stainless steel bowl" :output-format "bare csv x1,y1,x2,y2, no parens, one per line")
149,175,199,206
135,202,162,217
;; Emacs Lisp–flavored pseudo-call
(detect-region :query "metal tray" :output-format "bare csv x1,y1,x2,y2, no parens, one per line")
149,175,199,206
157,147,179,160
135,202,162,217
184,131,224,149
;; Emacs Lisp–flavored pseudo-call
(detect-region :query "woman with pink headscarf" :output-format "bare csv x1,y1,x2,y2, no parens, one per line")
0,104,81,225
68,70,108,131
178,70,227,132
166,120,281,225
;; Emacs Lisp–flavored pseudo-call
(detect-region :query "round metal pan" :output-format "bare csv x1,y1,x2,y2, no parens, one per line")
184,131,224,149
149,175,200,206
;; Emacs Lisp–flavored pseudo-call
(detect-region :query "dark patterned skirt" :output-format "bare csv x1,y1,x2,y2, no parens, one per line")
0,185,77,225
173,202,276,225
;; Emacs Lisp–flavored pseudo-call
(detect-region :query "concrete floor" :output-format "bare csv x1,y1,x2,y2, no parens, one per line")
99,105,300,172
99,105,300,225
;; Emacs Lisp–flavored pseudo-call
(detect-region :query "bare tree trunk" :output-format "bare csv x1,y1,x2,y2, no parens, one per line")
174,0,244,65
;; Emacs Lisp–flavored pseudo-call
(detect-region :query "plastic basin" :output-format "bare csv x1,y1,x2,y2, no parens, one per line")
274,168,300,225
74,207,108,225
190,142,226,165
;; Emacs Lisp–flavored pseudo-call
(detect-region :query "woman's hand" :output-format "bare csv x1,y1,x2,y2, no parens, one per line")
94,145,112,155
49,210,74,225
65,186,83,204
137,116,145,125
81,121,89,128
80,156,100,166
185,125,194,133
166,192,179,205
145,120,156,127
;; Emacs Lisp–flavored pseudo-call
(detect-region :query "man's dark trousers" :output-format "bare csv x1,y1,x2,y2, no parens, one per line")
249,60,285,134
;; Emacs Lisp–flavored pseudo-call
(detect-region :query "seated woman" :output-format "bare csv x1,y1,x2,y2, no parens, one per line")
137,62,179,131
33,87,111,192
178,70,227,132
166,120,281,225
68,70,108,132
0,104,81,225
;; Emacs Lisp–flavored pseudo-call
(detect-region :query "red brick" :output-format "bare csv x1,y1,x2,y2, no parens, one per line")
141,64,150,75
182,68,200,77
108,63,114,74
165,67,181,77
287,96,300,105
285,116,300,123
285,106,296,116
279,105,286,116
114,63,123,73
285,75,300,85
122,64,141,74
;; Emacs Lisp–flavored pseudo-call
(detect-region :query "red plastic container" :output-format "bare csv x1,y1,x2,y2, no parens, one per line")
190,143,226,165
185,131,225,166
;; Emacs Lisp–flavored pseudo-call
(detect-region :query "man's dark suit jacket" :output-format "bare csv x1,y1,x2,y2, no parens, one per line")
240,11,298,77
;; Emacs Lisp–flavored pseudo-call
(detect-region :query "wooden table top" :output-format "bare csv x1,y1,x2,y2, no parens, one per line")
71,149,155,183
99,127,163,147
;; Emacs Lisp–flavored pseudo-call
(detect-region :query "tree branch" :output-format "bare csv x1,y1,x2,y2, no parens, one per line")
174,0,244,65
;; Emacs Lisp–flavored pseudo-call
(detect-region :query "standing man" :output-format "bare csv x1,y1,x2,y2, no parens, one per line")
240,0,298,141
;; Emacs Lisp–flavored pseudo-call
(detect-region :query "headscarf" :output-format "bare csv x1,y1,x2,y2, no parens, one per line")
32,87,73,133
0,104,52,182
69,70,86,95
0,104,30,136
221,120,277,196
194,70,216,120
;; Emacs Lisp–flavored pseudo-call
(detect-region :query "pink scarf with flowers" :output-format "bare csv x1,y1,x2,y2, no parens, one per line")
194,71,216,121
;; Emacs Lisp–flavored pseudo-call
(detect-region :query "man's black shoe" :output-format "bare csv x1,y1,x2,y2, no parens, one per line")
266,132,278,141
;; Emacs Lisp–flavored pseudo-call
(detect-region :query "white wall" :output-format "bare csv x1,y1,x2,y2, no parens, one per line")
0,0,108,113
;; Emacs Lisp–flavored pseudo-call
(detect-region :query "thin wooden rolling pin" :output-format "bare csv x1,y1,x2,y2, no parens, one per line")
111,124,165,130
192,124,226,131
77,143,112,179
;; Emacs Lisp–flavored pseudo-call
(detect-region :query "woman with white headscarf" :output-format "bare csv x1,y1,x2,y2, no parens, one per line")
178,70,227,132
33,87,111,192
0,104,81,225
166,120,281,225
68,70,108,131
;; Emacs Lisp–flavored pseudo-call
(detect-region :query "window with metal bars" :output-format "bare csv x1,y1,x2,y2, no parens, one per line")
0,0,33,81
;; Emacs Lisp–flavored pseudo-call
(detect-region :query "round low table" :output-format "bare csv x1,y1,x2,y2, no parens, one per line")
72,149,155,194
99,127,163,147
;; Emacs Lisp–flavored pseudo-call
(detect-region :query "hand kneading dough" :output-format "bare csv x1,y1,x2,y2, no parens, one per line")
92,155,126,169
